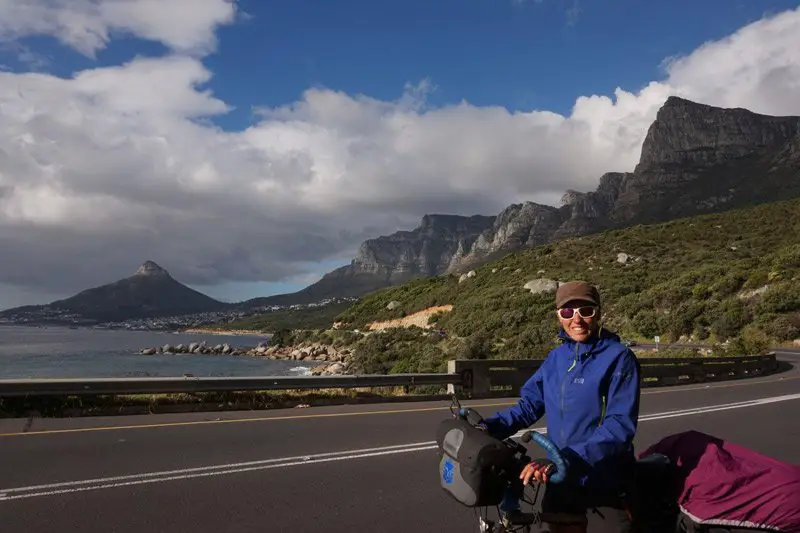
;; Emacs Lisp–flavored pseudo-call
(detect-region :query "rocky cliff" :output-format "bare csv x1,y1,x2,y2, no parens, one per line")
250,96,800,306
351,214,496,278
242,214,495,307
609,96,800,225
445,201,563,272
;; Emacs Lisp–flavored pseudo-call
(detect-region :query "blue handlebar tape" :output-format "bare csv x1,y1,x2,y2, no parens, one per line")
530,432,567,484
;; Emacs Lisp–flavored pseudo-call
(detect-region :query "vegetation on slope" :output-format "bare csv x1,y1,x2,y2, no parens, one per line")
207,302,351,333
326,198,800,372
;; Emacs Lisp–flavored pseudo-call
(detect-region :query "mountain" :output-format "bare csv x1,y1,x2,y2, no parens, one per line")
334,195,800,371
250,96,800,306
0,261,230,323
450,96,800,271
609,96,800,225
8,97,799,320
242,214,496,307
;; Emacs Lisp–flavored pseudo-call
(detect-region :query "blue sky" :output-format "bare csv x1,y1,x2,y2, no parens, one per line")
1,0,799,305
6,0,795,124
203,0,787,121
201,0,786,122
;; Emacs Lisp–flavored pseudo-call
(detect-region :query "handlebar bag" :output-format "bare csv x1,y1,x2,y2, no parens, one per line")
436,417,518,508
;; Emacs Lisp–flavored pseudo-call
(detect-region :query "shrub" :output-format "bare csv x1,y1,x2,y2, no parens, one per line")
233,198,800,374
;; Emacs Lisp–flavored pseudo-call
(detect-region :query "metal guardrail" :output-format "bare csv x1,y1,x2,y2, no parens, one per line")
447,352,780,396
0,373,460,398
0,353,779,399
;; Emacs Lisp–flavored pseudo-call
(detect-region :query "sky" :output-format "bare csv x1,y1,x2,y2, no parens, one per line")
1,0,800,307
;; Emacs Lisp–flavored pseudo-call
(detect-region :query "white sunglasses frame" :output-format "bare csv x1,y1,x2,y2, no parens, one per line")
555,306,598,320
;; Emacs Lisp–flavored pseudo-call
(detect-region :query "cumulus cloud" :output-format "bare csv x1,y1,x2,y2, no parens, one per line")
0,0,237,57
1,5,800,303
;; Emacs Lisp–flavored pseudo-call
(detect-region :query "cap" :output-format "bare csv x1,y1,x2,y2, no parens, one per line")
555,280,600,308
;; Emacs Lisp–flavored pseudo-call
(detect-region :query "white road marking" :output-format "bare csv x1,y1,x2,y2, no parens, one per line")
0,445,437,501
1,441,437,494
637,393,800,421
3,392,800,501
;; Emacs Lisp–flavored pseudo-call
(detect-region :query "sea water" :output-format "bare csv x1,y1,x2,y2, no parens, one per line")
0,325,312,379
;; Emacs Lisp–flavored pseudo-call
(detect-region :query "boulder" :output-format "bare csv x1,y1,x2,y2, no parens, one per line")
326,363,345,375
459,270,476,283
523,278,560,295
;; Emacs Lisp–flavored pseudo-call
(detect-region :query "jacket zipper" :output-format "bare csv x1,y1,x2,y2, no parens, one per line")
560,342,579,443
599,394,607,427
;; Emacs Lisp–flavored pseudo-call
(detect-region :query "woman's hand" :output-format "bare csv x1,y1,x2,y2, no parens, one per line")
520,458,557,485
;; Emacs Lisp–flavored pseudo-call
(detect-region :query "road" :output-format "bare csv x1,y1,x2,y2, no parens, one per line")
1,350,799,533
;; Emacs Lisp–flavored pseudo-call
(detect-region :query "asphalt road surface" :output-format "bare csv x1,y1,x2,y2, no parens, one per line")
2,350,799,533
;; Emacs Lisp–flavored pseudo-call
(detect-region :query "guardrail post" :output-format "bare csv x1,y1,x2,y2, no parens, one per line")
447,360,474,396
766,352,779,371
447,360,492,397
447,360,462,395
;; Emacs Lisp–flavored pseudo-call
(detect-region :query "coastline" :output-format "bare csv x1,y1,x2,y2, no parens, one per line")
181,327,273,337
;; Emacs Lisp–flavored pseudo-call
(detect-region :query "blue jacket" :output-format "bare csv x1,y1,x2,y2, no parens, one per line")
483,328,641,489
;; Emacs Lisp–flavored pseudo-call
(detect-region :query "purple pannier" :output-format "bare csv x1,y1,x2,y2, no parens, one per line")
640,430,800,532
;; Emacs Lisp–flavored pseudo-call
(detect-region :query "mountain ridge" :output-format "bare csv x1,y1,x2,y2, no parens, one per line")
330,194,800,372
4,96,800,321
244,96,800,306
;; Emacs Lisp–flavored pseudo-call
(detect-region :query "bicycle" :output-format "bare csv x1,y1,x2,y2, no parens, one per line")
437,396,571,532
436,396,681,533
437,396,800,533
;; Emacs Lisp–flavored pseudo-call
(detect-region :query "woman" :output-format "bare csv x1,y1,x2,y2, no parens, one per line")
482,280,641,533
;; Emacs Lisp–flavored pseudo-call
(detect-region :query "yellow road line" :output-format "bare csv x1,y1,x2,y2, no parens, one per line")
1,374,797,438
0,402,516,438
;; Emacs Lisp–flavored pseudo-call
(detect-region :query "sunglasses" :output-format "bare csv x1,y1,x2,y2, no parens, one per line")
556,306,598,320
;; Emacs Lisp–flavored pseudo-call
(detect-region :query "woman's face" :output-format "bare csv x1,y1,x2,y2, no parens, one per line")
557,299,600,342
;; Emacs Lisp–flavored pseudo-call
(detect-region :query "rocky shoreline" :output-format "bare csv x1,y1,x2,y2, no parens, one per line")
138,341,352,376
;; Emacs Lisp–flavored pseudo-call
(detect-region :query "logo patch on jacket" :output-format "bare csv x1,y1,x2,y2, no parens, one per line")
615,370,634,382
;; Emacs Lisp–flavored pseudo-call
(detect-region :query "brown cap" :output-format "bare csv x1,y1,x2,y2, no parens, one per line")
555,280,600,308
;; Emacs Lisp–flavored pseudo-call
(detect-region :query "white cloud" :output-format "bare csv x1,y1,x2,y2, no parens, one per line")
565,0,582,26
0,0,237,57
1,5,800,302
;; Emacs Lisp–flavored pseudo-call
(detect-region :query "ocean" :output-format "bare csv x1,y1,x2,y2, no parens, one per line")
0,325,312,379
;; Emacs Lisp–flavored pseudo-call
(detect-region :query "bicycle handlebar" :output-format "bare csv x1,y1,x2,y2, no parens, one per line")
452,398,567,484
457,407,485,426
521,431,567,484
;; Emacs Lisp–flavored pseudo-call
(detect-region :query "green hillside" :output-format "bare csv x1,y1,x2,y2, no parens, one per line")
210,302,352,332
330,197,800,372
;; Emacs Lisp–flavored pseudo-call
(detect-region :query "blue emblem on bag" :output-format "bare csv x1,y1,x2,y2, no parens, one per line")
442,458,455,484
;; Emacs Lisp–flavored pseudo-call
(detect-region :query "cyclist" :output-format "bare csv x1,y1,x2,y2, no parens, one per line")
481,280,641,532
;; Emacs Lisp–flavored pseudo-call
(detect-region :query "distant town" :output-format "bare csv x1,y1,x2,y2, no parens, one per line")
0,296,358,331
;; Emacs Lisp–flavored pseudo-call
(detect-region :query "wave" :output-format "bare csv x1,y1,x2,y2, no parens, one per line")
288,366,312,376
